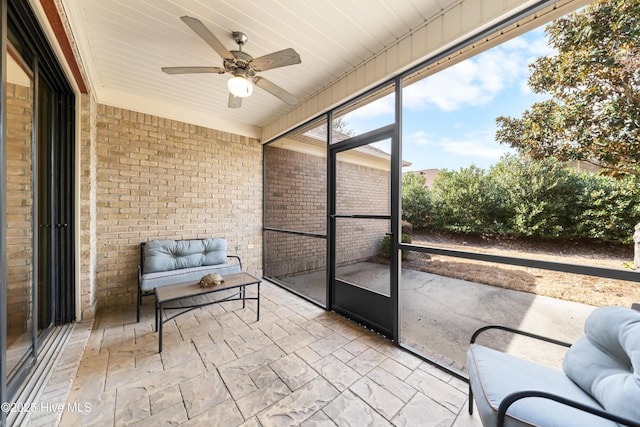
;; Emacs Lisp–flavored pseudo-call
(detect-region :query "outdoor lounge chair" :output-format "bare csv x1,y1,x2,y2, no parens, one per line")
467,306,640,427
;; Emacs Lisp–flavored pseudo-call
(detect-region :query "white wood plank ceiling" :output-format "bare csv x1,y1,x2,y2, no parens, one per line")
57,0,582,139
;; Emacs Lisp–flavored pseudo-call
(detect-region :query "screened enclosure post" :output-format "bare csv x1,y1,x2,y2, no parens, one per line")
391,77,402,342
326,111,335,310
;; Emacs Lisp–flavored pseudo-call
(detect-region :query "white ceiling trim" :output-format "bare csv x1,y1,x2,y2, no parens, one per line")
261,0,588,142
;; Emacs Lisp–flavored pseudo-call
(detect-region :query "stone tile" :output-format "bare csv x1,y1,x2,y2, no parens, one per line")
366,366,417,403
239,418,262,427
308,334,349,357
342,339,370,356
257,377,339,427
275,330,318,354
199,340,238,370
216,311,246,329
179,370,231,418
160,340,200,370
418,360,456,383
449,375,470,394
115,386,150,424
452,403,484,427
229,331,274,358
260,323,290,341
302,320,333,338
191,333,215,351
227,374,258,400
405,369,466,413
300,410,337,426
392,392,457,427
349,377,404,419
296,346,322,365
58,389,116,427
130,402,188,426
331,347,356,363
323,390,392,426
182,401,245,426
149,384,183,415
135,351,164,374
236,378,290,419
271,353,318,390
218,344,285,383
378,357,413,380
276,318,305,335
119,358,205,399
249,365,279,388
312,355,361,392
346,347,386,375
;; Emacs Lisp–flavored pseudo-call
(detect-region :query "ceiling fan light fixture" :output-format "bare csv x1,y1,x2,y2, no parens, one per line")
228,75,253,98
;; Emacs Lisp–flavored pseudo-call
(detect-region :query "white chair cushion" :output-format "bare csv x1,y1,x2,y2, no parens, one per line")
562,306,640,421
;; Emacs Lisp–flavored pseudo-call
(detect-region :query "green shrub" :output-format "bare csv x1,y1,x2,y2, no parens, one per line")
401,173,431,228
576,174,640,243
430,165,498,233
401,153,638,243
380,233,412,259
487,154,583,238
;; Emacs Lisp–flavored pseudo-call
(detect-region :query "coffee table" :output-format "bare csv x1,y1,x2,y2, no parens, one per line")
154,272,261,352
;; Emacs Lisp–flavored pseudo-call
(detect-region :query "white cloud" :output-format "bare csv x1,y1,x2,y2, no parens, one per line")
407,128,508,160
341,93,394,120
404,32,552,112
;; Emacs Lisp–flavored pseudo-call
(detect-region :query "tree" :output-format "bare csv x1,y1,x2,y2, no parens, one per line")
495,0,640,177
401,172,431,228
332,117,355,137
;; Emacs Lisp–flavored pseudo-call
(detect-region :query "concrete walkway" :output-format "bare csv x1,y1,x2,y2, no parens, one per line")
279,262,596,371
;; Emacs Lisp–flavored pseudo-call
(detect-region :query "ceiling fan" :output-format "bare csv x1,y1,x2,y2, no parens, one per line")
162,16,301,108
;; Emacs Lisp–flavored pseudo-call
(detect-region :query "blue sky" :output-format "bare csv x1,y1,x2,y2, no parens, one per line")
341,27,554,172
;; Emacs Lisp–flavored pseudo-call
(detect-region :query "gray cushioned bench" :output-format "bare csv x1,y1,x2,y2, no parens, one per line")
467,306,640,427
137,238,241,322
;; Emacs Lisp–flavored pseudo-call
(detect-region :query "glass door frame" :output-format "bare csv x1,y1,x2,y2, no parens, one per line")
327,105,402,339
2,0,76,411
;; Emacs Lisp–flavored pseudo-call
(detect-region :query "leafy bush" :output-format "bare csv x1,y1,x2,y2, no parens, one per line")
380,233,412,259
404,153,640,243
430,165,499,233
577,174,640,243
401,173,431,228
487,155,583,238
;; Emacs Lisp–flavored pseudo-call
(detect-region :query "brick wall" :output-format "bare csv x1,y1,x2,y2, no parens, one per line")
79,93,98,318
335,159,390,265
5,82,34,336
90,105,262,309
264,145,389,278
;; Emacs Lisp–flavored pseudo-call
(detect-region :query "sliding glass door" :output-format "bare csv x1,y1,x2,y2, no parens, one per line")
5,37,35,383
2,0,76,408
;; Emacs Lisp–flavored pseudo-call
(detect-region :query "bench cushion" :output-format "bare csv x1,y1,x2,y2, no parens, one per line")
144,238,228,273
467,344,617,427
562,306,640,421
140,263,241,291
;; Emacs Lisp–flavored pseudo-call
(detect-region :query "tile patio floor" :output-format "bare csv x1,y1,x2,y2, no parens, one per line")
55,280,482,426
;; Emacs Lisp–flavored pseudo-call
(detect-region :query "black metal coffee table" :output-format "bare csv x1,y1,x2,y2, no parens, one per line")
154,272,261,352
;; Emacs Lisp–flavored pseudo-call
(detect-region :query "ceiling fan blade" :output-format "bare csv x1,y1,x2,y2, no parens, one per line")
253,76,298,105
180,16,234,60
251,48,301,72
228,93,242,108
162,66,225,74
